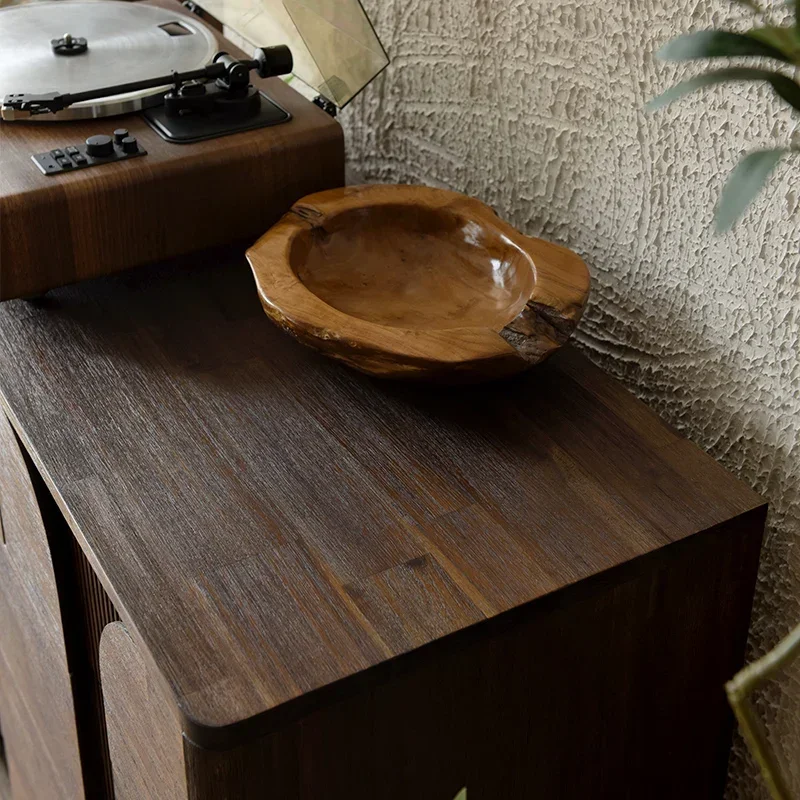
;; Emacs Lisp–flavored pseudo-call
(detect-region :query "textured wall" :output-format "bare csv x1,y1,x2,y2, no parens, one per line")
339,0,800,794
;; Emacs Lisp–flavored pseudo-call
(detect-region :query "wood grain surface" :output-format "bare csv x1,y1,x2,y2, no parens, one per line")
100,622,187,800
0,249,764,748
174,513,765,799
0,411,84,799
96,511,765,800
0,0,344,301
33,477,121,800
248,184,590,380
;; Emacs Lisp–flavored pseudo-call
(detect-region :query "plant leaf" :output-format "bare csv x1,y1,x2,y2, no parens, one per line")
748,26,800,62
716,148,786,230
647,67,800,113
453,790,467,800
656,30,792,62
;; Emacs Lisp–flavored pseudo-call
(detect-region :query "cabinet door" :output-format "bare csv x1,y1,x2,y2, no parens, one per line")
0,410,84,799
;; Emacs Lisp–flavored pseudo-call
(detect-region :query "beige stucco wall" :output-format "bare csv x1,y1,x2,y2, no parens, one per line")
339,0,800,794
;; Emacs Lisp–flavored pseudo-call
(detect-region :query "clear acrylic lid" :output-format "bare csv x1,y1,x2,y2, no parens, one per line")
197,0,388,107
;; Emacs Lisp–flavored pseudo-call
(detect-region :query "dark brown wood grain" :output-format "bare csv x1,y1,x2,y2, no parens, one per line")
0,411,84,799
0,0,344,301
101,623,186,800
99,511,764,800
0,248,765,760
29,466,120,800
0,439,120,800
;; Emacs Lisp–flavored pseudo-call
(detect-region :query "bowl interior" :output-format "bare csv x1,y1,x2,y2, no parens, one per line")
290,204,535,331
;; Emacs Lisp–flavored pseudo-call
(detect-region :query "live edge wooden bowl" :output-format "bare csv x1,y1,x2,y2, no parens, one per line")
247,185,590,382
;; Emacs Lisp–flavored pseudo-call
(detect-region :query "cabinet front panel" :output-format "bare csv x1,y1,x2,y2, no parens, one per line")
0,411,84,799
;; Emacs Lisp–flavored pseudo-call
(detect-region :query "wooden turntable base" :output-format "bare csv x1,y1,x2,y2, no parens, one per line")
0,0,344,301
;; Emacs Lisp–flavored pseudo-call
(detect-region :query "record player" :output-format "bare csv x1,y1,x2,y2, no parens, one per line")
0,0,388,300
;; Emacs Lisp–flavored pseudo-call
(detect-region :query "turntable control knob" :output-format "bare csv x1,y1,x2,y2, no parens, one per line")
113,128,129,143
121,136,139,154
85,134,113,158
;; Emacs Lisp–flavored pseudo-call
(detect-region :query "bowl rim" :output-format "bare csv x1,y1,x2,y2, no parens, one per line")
246,184,591,376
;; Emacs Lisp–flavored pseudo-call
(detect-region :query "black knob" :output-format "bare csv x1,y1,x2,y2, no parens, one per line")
121,136,138,154
252,45,293,79
113,128,129,143
85,134,113,158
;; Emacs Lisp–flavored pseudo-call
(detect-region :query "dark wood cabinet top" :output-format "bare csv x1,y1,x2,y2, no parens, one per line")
0,251,764,746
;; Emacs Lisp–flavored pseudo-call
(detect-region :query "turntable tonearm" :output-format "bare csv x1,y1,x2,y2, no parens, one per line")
0,0,388,300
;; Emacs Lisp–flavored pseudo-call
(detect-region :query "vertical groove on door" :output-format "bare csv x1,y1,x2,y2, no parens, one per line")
72,533,120,799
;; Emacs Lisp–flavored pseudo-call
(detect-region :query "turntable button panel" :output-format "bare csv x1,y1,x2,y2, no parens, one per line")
32,135,147,176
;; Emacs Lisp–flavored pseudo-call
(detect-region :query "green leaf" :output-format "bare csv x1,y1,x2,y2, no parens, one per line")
453,790,467,800
715,148,786,230
748,26,800,62
656,30,792,62
647,67,800,113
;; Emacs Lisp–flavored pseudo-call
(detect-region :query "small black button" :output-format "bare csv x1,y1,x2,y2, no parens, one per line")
121,136,138,154
72,155,87,165
65,146,79,155
113,128,129,143
58,158,73,169
51,148,64,158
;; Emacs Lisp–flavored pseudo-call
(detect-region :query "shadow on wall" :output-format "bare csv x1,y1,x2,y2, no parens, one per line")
340,0,800,796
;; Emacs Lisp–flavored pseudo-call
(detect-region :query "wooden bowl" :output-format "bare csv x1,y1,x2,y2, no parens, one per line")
247,185,590,381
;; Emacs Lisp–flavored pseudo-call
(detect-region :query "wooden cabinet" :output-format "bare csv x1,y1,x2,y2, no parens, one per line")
0,411,83,800
0,252,767,799
98,518,764,800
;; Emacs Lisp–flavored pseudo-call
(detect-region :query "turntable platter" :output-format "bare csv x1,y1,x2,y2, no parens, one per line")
0,1,217,120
